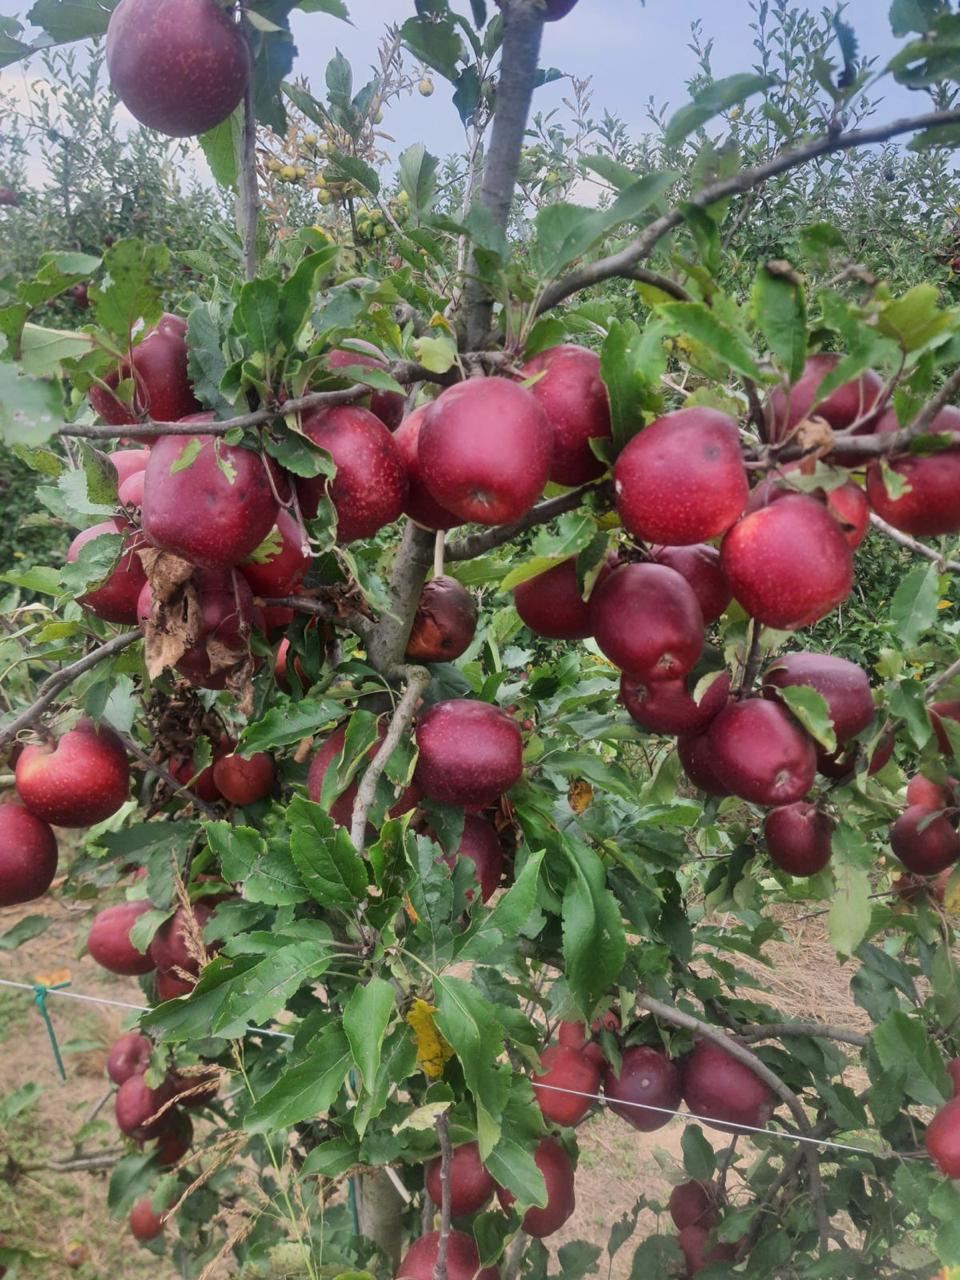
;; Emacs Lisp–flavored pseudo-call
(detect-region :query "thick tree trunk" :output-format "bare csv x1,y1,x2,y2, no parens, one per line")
357,1169,404,1270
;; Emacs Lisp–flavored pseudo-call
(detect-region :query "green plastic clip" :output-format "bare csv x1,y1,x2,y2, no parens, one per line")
33,980,70,1080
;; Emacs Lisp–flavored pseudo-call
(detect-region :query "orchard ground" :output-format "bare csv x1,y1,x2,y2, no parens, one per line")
0,891,871,1280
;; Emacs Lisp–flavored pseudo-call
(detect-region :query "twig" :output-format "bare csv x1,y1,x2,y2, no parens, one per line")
737,1022,868,1049
927,654,960,700
0,629,142,751
432,1109,453,1280
446,482,607,562
366,522,435,673
238,67,259,283
503,1231,528,1280
868,514,960,574
112,729,219,821
737,619,764,698
256,595,373,645
349,665,431,852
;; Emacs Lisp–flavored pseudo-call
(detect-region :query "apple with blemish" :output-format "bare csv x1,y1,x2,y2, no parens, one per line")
405,576,477,662
603,1045,682,1133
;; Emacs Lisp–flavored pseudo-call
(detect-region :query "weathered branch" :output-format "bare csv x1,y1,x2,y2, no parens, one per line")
539,105,960,314
0,629,142,751
868,514,960,575
445,481,607,562
432,1109,453,1280
737,1022,868,1049
256,595,374,646
365,522,435,672
239,68,259,283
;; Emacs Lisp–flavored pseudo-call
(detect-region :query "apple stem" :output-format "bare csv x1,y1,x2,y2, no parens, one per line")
432,1109,453,1280
433,532,445,580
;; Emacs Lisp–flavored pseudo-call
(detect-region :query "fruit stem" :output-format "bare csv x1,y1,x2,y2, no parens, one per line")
433,531,445,579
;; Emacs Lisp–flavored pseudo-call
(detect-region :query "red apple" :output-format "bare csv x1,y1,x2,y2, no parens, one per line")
0,803,58,907
926,1097,960,1177
393,406,460,531
327,345,405,430
678,729,731,797
115,1074,176,1140
166,1068,219,1109
764,354,884,449
155,969,196,1000
394,1230,500,1279
414,699,523,808
68,521,147,625
669,1180,717,1231
650,544,732,624
621,670,730,736
89,313,201,434
296,404,408,542
746,464,870,550
603,1044,683,1133
418,378,552,525
88,901,156,975
129,1197,166,1242
16,720,129,827
168,741,230,804
866,408,960,536
677,1223,738,1276
211,751,274,805
142,426,280,569
444,814,504,903
154,1111,192,1168
106,0,250,137
931,701,960,756
682,1039,775,1132
496,1136,575,1239
520,344,611,484
424,1141,495,1216
764,803,833,875
721,494,853,629
614,408,748,545
513,556,612,641
118,470,146,508
762,651,874,744
110,448,151,485
706,698,816,807
891,805,960,876
589,563,704,682
106,1032,153,1086
239,507,311,600
149,902,214,976
307,722,421,828
405,576,477,662
907,774,956,809
532,1043,601,1126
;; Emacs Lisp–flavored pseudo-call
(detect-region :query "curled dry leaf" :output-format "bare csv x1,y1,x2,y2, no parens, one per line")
795,414,835,460
139,548,202,679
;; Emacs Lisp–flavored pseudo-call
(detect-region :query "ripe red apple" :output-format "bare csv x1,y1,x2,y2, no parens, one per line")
327,345,405,430
678,729,731,797
706,698,816,806
890,805,960,875
589,563,704,682
907,773,956,809
106,1032,153,1085
532,1043,601,1126
621,670,730,737
296,404,408,542
142,427,280,569
721,494,853,629
155,969,195,1000
603,1044,683,1133
669,1180,717,1231
239,507,311,601
154,1111,192,1168
764,354,884,449
393,406,460,530
496,1136,575,1239
106,0,250,137
677,1223,738,1276
115,1074,176,1140
682,1040,775,1132
16,720,129,827
650,545,732,625
444,814,504,903
931,701,960,756
169,739,231,804
762,651,874,744
866,408,960,535
614,408,748,545
405,576,477,662
70,281,90,310
308,722,421,827
0,803,58,907
418,378,552,525
414,699,523,808
557,1014,618,1068
520,343,611,484
746,464,870,550
118,470,146,508
68,521,147,625
926,1097,960,1177
150,902,214,976
394,1229,500,1280
514,557,596,640
88,901,156,975
129,1198,165,1242
764,803,833,876
89,314,201,433
110,448,151,485
424,1141,495,1216
211,751,274,805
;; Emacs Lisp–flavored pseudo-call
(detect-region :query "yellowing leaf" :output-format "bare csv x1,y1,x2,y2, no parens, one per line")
568,779,594,814
405,998,454,1079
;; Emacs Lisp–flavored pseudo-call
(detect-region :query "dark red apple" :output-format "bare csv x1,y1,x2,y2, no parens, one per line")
621,670,730,737
424,1141,495,1216
496,1136,575,1239
706,698,816,806
418,378,552,526
817,725,895,781
513,556,604,641
762,651,874,744
520,344,611,484
308,722,421,827
154,1111,192,1168
589,563,704,681
327,345,405,430
669,1180,717,1231
129,1198,165,1242
907,773,956,809
603,1045,682,1133
166,1068,219,1109
926,1097,960,1177
70,281,90,310
169,741,229,804
211,751,274,805
650,544,732,624
110,448,151,485
444,814,503,903
106,1032,153,1085
149,902,214,976
677,1223,738,1276
931,701,960,756
405,576,477,662
16,720,129,827
678,729,731,796
88,901,156,975
115,1074,176,1140
891,805,960,875
393,405,460,531
296,404,408,541
239,507,311,600
394,1230,500,1279
137,568,260,690
746,464,870,550
532,1043,601,1127
414,699,523,809
0,803,58,907
89,314,201,433
866,408,960,536
764,354,884,449
682,1039,775,1132
68,521,147,625
721,494,853,629
155,969,195,1000
106,0,250,137
764,803,833,875
142,427,280,569
614,408,748,545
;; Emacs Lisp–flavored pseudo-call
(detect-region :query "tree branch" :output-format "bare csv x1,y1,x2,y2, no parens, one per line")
112,729,219,821
365,522,435,673
737,619,764,698
239,71,259,283
737,1022,868,1049
0,629,142,752
432,1109,453,1280
256,595,374,646
445,481,607,562
928,655,960,700
539,105,960,314
868,514,960,575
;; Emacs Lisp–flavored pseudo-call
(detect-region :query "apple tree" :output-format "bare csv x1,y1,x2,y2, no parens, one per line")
5,2,960,1278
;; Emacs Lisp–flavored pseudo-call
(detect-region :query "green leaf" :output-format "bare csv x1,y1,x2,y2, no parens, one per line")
237,278,281,356
460,852,544,961
60,528,122,597
873,1010,951,1107
279,246,339,348
774,685,837,753
0,915,51,951
299,1136,360,1179
434,976,510,1157
599,318,666,451
828,859,872,958
877,284,958,353
500,556,565,594
245,1026,352,1132
412,333,458,374
753,262,807,383
400,15,466,79
889,0,947,37
237,697,343,753
214,942,334,1037
198,111,242,190
0,363,64,446
484,1079,547,1207
890,562,941,648
19,323,93,377
658,301,763,380
91,238,168,339
343,977,396,1093
561,837,627,1012
681,1125,716,1179
326,152,380,197
398,143,438,214
288,795,368,904
25,0,111,42
206,822,308,906
353,1022,418,1137
663,73,773,147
